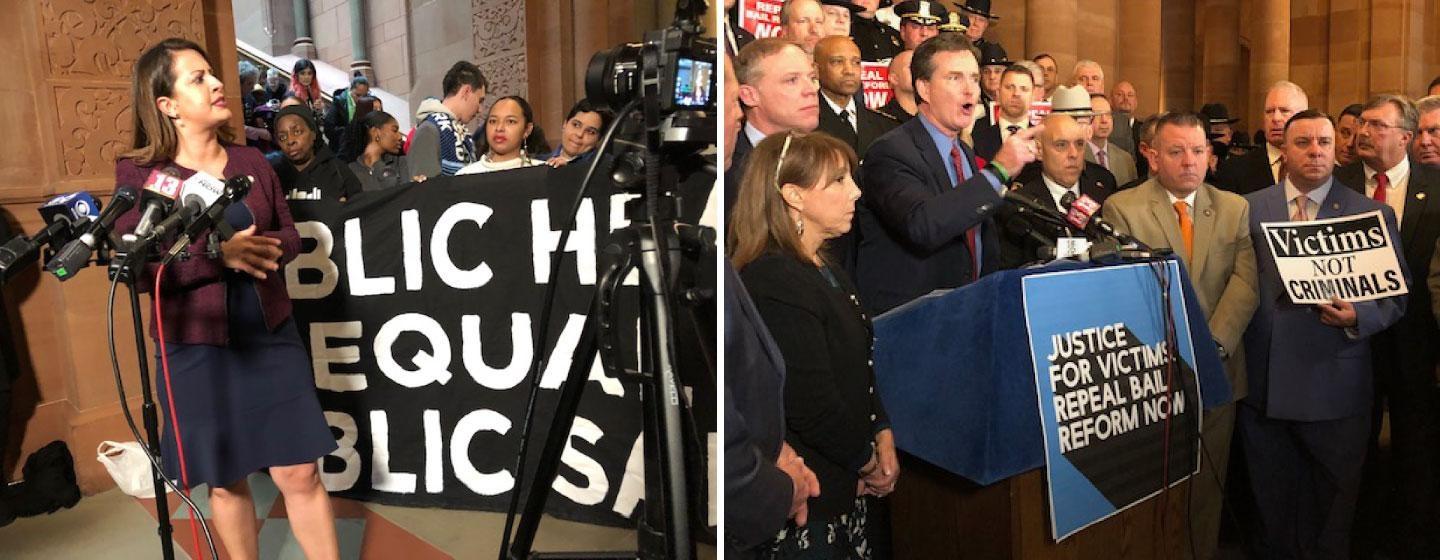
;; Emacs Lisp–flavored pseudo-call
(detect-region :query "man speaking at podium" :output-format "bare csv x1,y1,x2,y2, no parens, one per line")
1099,111,1259,560
855,33,1042,314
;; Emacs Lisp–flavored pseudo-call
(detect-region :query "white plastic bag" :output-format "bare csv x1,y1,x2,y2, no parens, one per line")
96,441,169,498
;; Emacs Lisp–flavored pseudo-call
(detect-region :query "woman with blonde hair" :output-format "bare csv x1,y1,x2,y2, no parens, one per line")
729,131,899,559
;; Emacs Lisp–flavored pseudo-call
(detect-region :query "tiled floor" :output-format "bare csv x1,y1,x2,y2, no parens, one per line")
2,473,715,559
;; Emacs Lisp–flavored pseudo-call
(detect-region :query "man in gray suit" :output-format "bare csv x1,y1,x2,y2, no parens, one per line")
1241,109,1407,560
1085,93,1137,186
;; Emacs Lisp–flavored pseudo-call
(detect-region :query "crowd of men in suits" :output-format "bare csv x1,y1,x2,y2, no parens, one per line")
725,1,1440,558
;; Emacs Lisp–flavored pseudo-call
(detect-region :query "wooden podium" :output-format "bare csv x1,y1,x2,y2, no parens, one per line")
889,452,1198,559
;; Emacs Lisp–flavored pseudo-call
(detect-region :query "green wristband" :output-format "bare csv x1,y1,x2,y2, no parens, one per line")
987,160,1011,184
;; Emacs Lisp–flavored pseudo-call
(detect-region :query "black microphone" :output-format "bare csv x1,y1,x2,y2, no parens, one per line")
0,192,102,282
45,188,139,281
1002,189,1074,231
1059,191,1078,213
161,175,254,262
143,173,229,244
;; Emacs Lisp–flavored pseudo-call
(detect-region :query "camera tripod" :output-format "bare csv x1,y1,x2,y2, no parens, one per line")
504,192,712,560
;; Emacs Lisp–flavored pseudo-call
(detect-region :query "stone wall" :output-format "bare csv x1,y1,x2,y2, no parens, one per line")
949,0,1440,135
3,0,243,493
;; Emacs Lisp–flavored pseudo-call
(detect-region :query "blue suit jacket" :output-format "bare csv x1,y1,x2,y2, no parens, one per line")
1242,181,1408,421
723,262,791,556
855,114,1004,313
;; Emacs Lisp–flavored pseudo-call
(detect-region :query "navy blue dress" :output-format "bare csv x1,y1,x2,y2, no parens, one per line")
156,201,337,489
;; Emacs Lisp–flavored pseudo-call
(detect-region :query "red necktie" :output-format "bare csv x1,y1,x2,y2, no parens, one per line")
1374,171,1389,203
950,144,980,281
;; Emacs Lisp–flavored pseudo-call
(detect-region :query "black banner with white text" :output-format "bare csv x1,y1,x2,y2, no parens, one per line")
284,164,715,527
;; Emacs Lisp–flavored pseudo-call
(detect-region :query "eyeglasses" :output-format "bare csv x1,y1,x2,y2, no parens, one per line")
774,132,794,193
1358,119,1406,133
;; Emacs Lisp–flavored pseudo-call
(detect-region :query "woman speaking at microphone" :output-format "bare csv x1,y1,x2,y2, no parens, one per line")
728,131,899,558
113,38,339,560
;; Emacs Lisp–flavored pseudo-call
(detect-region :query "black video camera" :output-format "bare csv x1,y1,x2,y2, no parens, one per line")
584,1,717,153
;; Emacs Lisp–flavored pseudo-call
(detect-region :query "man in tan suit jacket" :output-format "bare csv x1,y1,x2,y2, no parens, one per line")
1101,112,1259,560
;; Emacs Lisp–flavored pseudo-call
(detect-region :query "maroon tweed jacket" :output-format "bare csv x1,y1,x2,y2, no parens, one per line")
114,145,301,346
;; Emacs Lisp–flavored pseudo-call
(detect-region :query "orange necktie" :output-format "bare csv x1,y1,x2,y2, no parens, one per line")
1174,201,1194,257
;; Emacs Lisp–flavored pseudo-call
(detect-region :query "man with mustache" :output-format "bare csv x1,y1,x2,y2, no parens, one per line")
1217,81,1309,195
1101,112,1260,560
1243,109,1406,560
855,33,1042,313
1338,94,1440,559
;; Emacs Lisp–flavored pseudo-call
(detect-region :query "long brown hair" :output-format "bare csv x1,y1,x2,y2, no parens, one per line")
120,38,236,165
727,131,858,270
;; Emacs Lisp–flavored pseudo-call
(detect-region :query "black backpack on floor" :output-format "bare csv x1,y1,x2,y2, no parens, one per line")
5,440,81,518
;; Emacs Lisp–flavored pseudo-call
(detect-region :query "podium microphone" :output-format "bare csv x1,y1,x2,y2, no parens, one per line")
1002,189,1073,231
0,192,101,281
45,188,139,280
142,172,237,244
1064,194,1150,249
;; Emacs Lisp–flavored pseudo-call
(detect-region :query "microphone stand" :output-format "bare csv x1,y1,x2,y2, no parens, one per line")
106,239,176,560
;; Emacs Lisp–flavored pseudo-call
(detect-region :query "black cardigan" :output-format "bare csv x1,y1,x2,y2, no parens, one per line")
740,252,890,525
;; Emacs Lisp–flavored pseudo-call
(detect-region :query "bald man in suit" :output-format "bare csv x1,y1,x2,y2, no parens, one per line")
1101,112,1259,560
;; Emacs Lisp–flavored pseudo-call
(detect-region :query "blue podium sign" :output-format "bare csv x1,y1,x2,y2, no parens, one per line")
1021,260,1203,541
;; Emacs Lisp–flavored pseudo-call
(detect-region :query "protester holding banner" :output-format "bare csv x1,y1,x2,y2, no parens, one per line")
1099,112,1259,560
409,61,487,177
345,110,422,191
274,104,363,202
458,96,541,174
542,99,612,169
1240,109,1407,560
1335,94,1440,558
114,38,340,560
855,33,1042,313
729,131,896,559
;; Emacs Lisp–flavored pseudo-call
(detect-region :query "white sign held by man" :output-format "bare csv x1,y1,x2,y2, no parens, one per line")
1259,210,1408,304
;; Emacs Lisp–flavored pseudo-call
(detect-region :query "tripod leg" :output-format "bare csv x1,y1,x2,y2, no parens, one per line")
506,291,607,559
634,230,693,560
129,285,175,560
